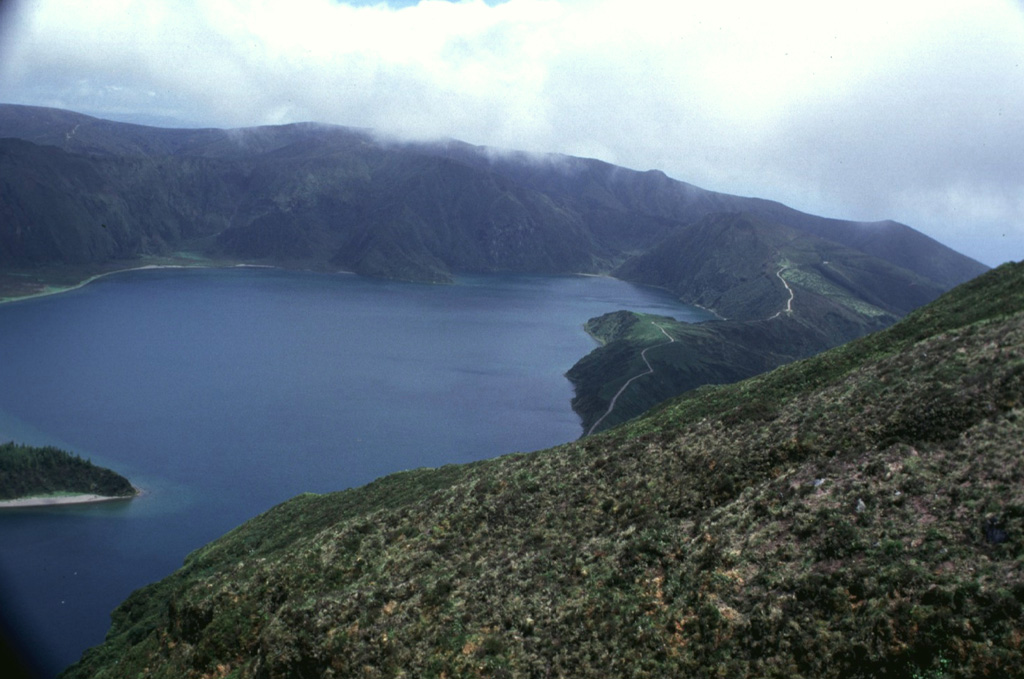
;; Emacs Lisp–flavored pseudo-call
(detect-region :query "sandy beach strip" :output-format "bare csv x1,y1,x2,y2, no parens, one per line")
0,261,303,305
0,491,138,509
0,264,196,305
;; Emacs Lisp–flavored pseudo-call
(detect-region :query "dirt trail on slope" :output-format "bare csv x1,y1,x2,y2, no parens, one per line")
767,266,794,320
586,322,675,436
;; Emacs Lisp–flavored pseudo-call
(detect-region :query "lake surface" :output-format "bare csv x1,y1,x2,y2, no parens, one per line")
0,267,711,676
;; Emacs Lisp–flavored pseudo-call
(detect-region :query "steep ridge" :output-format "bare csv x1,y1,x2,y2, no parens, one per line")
62,262,1024,678
613,212,942,321
0,137,236,265
445,146,985,291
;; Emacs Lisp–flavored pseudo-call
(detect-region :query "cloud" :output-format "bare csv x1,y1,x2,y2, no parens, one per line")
1,0,1022,265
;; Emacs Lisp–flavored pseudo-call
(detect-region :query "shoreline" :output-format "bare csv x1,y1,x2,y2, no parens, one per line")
0,260,359,306
0,264,200,305
0,487,141,509
574,272,724,320
0,261,279,306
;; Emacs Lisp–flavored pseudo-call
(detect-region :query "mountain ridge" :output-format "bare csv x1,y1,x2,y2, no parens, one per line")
0,103,985,292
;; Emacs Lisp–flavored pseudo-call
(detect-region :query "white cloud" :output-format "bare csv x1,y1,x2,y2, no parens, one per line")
1,0,1022,265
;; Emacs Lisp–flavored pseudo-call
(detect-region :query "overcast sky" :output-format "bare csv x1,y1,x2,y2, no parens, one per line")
1,0,1021,266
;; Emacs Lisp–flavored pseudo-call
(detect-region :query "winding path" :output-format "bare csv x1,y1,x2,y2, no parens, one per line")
586,322,675,436
585,266,794,435
767,266,795,320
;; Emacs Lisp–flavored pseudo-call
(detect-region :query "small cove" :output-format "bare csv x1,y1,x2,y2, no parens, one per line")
0,267,711,676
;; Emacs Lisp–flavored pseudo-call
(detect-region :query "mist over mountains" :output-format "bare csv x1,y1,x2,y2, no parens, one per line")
0,104,983,290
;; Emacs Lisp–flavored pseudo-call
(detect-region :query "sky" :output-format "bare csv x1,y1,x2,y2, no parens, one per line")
0,0,1022,267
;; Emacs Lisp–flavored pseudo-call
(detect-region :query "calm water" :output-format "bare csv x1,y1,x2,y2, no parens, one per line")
0,267,710,676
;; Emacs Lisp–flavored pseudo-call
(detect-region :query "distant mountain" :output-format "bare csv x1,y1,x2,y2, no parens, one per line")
614,211,942,321
0,103,984,287
0,103,989,425
61,261,1024,678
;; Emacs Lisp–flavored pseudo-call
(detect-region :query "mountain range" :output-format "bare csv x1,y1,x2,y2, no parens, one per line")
0,104,988,428
58,259,1024,678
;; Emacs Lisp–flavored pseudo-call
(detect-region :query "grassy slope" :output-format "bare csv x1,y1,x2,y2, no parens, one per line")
612,212,943,322
63,262,1024,678
567,269,902,434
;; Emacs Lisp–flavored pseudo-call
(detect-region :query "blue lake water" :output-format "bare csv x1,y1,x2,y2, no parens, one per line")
0,267,711,676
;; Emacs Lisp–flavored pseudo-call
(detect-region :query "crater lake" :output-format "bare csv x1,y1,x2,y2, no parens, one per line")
0,266,711,676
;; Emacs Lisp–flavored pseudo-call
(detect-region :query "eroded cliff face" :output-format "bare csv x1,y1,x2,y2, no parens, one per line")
63,263,1024,679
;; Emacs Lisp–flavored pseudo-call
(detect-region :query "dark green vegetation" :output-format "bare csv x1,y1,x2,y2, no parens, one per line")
568,310,810,433
0,104,987,427
63,262,1024,677
0,441,136,501
568,212,956,432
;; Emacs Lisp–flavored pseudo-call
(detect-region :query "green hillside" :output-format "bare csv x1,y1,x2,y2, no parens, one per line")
568,212,942,432
613,212,940,321
567,310,804,434
63,262,1024,678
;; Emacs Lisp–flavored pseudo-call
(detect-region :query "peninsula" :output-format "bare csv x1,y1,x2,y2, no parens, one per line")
0,441,137,508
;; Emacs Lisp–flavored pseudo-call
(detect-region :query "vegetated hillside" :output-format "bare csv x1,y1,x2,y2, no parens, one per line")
567,212,947,432
0,442,136,500
63,262,1024,679
0,137,236,265
567,310,820,434
614,212,941,321
438,146,986,291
